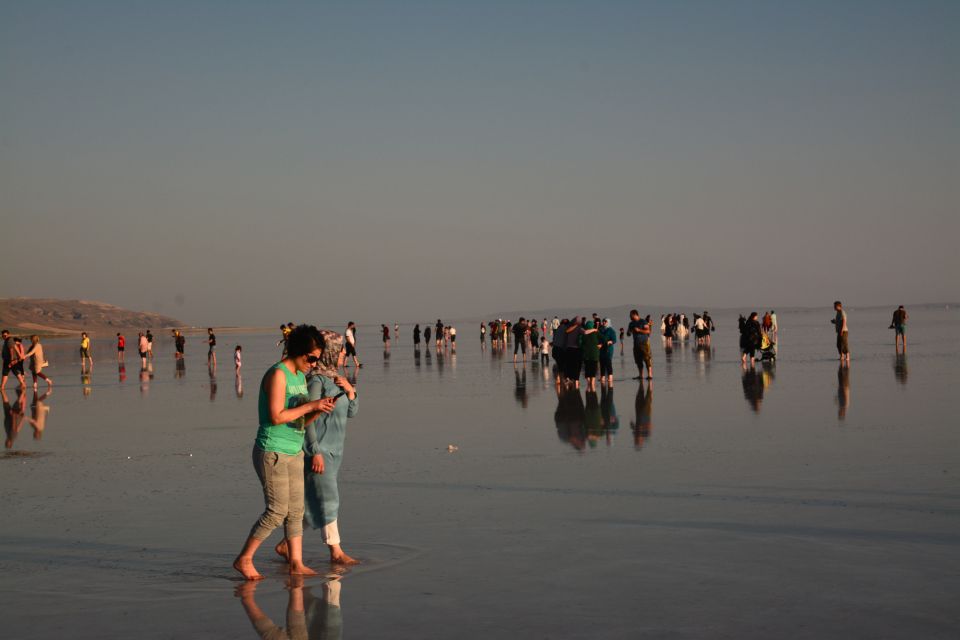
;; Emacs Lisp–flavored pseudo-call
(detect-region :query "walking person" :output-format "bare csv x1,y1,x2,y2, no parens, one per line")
21,335,52,389
628,310,653,380
424,325,431,347
599,318,617,387
145,329,154,360
344,322,362,369
891,305,908,351
381,324,391,350
1,331,25,390
207,327,217,367
832,301,850,364
233,325,337,581
275,330,360,566
740,312,762,366
79,332,93,369
172,330,185,360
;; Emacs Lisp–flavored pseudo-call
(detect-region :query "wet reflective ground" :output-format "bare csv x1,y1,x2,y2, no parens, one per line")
1,306,958,638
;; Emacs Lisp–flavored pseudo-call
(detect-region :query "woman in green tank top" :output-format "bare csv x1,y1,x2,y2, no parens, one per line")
233,325,336,581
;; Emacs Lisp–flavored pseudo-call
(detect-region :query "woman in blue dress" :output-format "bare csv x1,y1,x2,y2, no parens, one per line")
276,329,360,565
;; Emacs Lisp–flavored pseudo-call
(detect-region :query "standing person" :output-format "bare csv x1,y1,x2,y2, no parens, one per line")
80,332,93,369
145,329,154,360
235,345,243,371
529,321,539,357
173,330,186,360
449,326,457,351
413,324,421,348
541,335,550,365
618,326,625,355
694,315,707,346
276,330,360,566
599,319,617,387
394,323,400,341
381,324,390,350
207,328,217,367
137,332,149,368
423,325,431,346
551,316,560,339
563,317,583,387
277,324,292,356
703,311,715,346
627,310,653,380
579,321,601,392
480,323,486,344
740,312,762,366
891,305,908,351
769,310,779,344
22,335,52,389
512,317,527,363
832,301,850,364
435,320,444,349
344,322,361,369
116,333,125,362
233,325,337,581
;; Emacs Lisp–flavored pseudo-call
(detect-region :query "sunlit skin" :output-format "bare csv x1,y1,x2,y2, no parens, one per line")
233,347,337,581
275,348,361,566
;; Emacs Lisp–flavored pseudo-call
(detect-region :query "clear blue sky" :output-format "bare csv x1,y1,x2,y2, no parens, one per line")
2,1,957,325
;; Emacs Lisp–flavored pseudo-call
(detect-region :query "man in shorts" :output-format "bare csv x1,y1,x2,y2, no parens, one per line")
891,305,908,351
344,322,361,369
117,333,126,362
627,310,653,379
512,318,527,363
1,330,26,390
832,301,850,364
138,332,149,368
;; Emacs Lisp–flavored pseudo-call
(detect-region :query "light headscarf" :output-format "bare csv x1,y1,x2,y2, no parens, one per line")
310,329,344,379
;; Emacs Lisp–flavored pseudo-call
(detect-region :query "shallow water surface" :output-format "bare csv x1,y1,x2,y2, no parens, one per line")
1,306,958,638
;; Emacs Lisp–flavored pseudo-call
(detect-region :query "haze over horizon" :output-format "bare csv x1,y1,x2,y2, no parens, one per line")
2,1,957,326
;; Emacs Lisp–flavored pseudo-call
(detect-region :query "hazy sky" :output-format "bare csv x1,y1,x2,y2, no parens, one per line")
2,1,957,326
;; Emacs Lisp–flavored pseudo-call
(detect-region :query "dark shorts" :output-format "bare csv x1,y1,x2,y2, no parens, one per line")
118,346,124,352
346,342,357,357
563,348,582,380
837,332,849,354
583,359,598,378
514,340,526,355
80,348,90,358
451,335,456,342
599,354,613,377
633,343,652,368
139,351,147,359
895,324,905,336
742,347,756,357
3,361,21,377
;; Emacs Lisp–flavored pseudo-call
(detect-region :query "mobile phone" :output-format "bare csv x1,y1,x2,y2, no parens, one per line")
331,391,346,400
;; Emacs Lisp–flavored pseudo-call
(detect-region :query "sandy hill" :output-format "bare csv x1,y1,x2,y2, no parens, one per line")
0,298,183,336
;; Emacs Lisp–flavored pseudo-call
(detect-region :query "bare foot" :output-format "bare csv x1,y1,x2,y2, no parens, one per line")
331,550,361,565
274,539,290,561
289,562,318,576
233,556,264,581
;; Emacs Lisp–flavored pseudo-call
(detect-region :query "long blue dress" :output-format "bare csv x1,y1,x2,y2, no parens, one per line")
302,374,358,530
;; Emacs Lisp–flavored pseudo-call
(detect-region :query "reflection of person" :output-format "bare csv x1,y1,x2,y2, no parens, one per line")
276,330,360,566
630,381,653,450
3,388,27,448
234,325,337,581
236,575,344,640
554,387,586,451
894,353,908,385
837,364,851,420
28,388,51,439
600,386,618,440
741,366,764,412
514,366,528,408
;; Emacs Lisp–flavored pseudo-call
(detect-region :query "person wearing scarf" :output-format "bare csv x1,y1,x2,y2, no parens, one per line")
274,329,360,565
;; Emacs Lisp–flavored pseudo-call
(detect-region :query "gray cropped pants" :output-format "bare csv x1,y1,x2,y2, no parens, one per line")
249,447,305,541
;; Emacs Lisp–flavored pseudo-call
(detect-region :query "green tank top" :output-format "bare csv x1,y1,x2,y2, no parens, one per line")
255,362,309,455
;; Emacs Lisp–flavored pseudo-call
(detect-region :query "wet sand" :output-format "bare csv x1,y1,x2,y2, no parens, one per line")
2,306,958,638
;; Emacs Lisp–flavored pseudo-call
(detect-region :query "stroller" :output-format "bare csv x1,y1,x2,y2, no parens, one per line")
759,332,777,361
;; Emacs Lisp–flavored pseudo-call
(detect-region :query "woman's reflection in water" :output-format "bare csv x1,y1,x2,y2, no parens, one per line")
236,573,344,640
28,388,51,440
741,362,775,413
631,380,653,450
554,387,586,451
514,366,528,408
894,353,908,386
837,363,851,420
584,391,604,448
209,364,218,402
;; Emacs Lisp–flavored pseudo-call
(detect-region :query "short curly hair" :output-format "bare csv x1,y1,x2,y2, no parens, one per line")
286,324,325,358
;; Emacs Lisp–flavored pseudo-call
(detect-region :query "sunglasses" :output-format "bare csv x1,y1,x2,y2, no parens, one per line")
306,354,322,364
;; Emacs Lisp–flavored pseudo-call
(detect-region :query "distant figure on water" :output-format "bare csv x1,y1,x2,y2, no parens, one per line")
233,325,337,581
344,322,361,369
79,332,93,369
627,310,653,380
234,345,242,371
138,332,149,368
207,328,217,367
173,330,186,360
413,324,421,348
832,301,850,364
116,333,125,362
891,305,908,351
